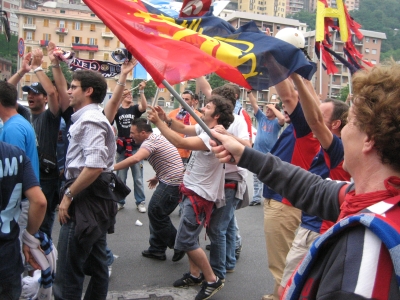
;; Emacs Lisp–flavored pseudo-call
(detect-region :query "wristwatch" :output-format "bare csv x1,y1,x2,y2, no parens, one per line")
64,187,74,201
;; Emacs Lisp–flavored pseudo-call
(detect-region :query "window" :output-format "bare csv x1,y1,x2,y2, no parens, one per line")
26,17,34,24
365,37,370,42
371,59,377,65
25,74,31,82
104,53,109,60
105,26,111,32
90,24,95,31
42,62,47,69
88,38,97,45
59,35,64,43
74,22,81,30
59,20,65,28
373,39,377,44
26,31,33,41
89,52,94,59
72,36,82,43
26,46,32,53
104,39,110,47
44,19,49,27
43,33,51,41
371,49,377,54
43,48,48,56
90,13,96,17
60,10,66,13
365,48,369,53
116,40,120,48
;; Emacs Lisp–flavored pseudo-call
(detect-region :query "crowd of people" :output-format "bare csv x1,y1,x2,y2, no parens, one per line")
0,39,399,300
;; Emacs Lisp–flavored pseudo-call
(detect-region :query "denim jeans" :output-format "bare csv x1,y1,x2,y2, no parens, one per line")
116,150,145,205
234,215,242,250
0,273,21,300
53,220,108,300
148,182,180,253
39,177,60,238
252,173,263,202
207,188,240,279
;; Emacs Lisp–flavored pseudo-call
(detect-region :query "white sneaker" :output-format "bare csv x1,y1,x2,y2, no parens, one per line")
108,265,112,277
117,203,124,211
137,203,146,213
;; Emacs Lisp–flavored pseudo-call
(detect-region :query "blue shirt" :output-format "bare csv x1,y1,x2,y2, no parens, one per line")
253,109,281,153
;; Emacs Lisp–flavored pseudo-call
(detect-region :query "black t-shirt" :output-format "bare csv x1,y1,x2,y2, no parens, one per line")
114,105,144,150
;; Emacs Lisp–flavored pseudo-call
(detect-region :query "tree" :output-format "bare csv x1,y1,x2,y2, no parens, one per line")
131,78,157,101
0,33,18,73
287,11,316,31
339,84,349,102
208,73,227,89
45,62,73,83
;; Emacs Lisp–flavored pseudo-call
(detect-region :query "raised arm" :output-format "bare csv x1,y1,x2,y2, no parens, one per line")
247,90,259,114
274,78,298,115
31,48,59,116
157,106,197,136
47,41,70,113
148,106,207,150
114,148,150,170
103,59,137,123
8,52,32,86
291,73,333,149
266,103,285,126
196,76,212,99
137,80,147,112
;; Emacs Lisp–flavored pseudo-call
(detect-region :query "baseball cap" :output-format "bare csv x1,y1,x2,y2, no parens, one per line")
22,82,47,96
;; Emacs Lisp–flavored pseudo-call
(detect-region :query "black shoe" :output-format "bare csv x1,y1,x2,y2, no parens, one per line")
173,272,204,288
172,249,185,262
141,250,166,261
249,201,261,206
195,276,224,300
235,244,242,260
205,244,211,251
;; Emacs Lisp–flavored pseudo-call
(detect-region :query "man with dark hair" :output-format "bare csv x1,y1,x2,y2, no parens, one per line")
148,95,234,300
54,70,120,300
114,118,185,262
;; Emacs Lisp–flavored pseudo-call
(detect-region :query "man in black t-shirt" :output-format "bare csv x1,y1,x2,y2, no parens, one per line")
114,84,147,212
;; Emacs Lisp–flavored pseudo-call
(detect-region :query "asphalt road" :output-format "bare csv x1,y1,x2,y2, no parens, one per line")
52,160,274,300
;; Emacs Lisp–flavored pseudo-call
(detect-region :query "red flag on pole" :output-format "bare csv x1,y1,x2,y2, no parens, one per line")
179,0,212,17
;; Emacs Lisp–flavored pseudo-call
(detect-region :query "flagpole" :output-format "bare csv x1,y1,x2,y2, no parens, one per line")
319,43,323,95
161,79,218,144
147,88,160,124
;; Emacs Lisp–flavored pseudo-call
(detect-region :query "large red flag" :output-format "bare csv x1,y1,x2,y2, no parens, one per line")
83,0,251,89
179,0,211,17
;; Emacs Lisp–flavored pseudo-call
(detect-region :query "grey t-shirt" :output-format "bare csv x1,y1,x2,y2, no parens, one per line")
183,124,225,203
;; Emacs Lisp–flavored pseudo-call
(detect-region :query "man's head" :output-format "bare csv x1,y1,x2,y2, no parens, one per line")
346,63,400,172
0,81,18,109
202,95,234,129
130,118,153,145
22,82,48,113
211,85,236,109
121,89,133,105
182,90,195,108
68,70,107,110
223,83,240,100
265,103,280,119
320,99,349,136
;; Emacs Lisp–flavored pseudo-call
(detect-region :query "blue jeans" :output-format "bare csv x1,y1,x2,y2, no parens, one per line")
148,182,180,253
234,216,242,249
252,173,263,202
39,177,60,238
116,150,145,206
54,220,108,300
207,187,240,279
0,273,21,300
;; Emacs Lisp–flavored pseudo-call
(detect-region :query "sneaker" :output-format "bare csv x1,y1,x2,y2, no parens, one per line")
262,294,274,300
142,250,166,261
173,272,204,288
108,265,112,277
235,244,242,260
117,203,124,211
249,201,261,206
226,269,235,273
195,276,224,300
172,249,185,262
137,203,146,213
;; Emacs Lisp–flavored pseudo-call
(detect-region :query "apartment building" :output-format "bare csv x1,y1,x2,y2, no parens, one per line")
17,1,128,98
222,0,287,17
304,29,386,98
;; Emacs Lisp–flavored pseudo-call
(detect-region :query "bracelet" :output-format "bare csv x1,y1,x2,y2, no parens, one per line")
33,66,43,73
51,64,60,68
17,71,23,78
166,118,173,128
116,81,126,87
139,89,144,94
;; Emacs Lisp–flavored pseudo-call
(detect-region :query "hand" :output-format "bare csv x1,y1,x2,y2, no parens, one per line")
266,103,276,110
147,105,165,124
30,48,43,69
121,58,137,75
47,41,58,63
147,177,158,189
213,124,227,135
209,130,245,164
58,195,72,224
346,93,353,104
21,52,32,73
139,80,146,90
22,244,42,270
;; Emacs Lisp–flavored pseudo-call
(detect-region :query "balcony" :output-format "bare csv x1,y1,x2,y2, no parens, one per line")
71,43,98,52
102,31,114,39
23,23,36,30
40,40,49,47
55,27,69,35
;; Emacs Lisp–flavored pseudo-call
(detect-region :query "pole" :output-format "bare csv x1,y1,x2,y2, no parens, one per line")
319,43,323,95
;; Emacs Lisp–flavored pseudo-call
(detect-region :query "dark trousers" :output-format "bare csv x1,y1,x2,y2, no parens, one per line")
39,177,60,238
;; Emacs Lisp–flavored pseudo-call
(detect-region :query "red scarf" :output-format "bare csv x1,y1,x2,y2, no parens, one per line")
338,176,400,220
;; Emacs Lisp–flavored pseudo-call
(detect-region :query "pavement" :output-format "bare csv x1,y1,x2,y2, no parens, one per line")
52,160,274,300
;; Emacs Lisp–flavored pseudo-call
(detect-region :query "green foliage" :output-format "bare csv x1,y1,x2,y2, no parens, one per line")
339,84,349,102
0,33,18,73
45,62,73,83
208,73,227,89
287,11,316,31
186,81,196,93
131,78,157,100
